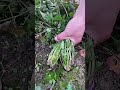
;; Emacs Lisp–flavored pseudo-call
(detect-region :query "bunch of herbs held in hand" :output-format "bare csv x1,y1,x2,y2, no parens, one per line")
47,39,75,71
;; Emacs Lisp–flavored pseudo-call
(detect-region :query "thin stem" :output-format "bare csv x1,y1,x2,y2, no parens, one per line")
18,0,28,9
102,46,120,63
8,5,13,17
0,10,29,23
22,13,30,25
59,0,68,18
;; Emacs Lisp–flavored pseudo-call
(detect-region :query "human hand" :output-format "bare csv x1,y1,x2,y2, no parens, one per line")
55,0,85,57
55,0,85,45
55,16,85,45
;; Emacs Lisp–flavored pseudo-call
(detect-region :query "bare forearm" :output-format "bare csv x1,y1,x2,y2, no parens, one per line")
74,0,85,24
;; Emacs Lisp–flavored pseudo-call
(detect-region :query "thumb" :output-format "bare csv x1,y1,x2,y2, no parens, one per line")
79,49,85,58
55,31,68,41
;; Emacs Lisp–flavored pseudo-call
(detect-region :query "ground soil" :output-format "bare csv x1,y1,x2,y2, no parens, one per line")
0,31,119,90
0,30,120,90
35,40,85,90
0,31,34,90
94,64,120,90
94,46,120,90
35,38,120,90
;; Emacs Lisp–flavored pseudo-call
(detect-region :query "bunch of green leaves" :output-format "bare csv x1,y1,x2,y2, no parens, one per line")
47,43,61,67
61,39,75,71
43,66,64,85
42,66,81,90
47,39,75,71
35,0,77,44
85,36,95,82
85,35,102,85
43,71,57,84
58,67,81,90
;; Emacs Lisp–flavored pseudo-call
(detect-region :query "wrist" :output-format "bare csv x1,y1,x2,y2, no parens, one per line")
73,16,85,25
73,0,85,20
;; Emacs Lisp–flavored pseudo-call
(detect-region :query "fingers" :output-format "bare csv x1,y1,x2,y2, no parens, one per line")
54,31,82,45
54,31,77,45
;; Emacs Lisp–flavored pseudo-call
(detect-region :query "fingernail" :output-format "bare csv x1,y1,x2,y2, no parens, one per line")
55,36,59,41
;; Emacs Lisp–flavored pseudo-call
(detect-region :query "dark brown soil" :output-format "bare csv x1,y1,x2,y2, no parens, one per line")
94,64,120,90
35,41,85,90
35,40,120,90
1,32,119,90
35,41,51,83
94,45,120,90
0,31,34,90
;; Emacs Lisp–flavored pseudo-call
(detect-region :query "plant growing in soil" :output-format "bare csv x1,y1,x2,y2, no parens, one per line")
85,35,95,85
35,0,77,44
35,0,85,90
47,39,75,71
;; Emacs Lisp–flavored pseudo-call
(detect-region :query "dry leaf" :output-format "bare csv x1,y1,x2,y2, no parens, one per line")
106,54,120,75
110,64,120,75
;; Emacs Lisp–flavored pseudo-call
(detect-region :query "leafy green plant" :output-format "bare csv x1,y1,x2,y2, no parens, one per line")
59,81,67,90
44,71,57,84
35,0,77,44
61,39,75,71
35,0,85,89
47,43,61,67
59,66,81,90
47,39,75,71
85,35,95,83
